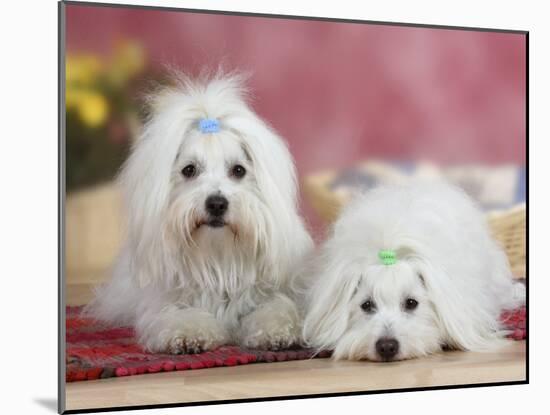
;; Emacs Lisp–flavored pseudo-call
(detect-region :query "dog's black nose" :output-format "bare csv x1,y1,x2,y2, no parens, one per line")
205,195,229,217
375,338,399,361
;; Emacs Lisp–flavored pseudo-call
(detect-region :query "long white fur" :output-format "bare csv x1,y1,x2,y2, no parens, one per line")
302,181,525,361
86,71,313,354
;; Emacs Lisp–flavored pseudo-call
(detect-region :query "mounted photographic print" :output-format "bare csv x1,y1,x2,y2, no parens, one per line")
59,1,527,413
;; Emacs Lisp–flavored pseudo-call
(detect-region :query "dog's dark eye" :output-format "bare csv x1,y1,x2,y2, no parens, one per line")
404,298,418,311
181,164,197,178
361,299,376,314
231,164,246,179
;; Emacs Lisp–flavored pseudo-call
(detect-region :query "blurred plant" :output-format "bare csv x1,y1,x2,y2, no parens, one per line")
66,39,148,191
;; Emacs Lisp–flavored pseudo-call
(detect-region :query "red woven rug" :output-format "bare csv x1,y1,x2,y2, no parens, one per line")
66,305,526,382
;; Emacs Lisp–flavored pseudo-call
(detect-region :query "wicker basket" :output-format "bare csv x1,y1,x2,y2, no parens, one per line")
66,182,123,284
304,170,526,278
487,204,526,278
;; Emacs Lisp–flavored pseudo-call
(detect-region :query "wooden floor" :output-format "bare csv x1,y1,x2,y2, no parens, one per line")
64,283,527,412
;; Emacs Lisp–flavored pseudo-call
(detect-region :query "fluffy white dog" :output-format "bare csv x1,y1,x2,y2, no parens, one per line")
302,181,525,361
86,71,313,354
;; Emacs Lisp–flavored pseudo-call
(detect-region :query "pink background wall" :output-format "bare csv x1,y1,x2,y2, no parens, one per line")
66,4,526,236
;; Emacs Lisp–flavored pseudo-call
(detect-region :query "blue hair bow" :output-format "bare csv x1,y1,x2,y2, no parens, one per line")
199,118,220,134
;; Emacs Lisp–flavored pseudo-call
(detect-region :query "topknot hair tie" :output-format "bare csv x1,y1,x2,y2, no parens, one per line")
378,250,397,266
199,118,220,134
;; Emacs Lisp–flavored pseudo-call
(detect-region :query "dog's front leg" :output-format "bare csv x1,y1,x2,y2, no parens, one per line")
239,294,302,350
136,305,230,354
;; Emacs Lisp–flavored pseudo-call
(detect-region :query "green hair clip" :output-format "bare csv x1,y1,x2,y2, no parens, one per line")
378,250,397,265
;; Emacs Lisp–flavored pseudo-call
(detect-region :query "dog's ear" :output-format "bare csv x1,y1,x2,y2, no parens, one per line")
302,249,361,351
415,260,505,351
233,113,298,210
119,89,196,287
232,112,312,280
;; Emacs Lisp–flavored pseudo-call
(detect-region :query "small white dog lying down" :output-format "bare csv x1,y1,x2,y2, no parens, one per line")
302,181,525,361
86,72,312,354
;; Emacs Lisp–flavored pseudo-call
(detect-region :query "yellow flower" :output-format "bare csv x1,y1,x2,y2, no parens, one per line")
108,39,146,86
66,54,103,85
65,88,83,110
77,91,109,128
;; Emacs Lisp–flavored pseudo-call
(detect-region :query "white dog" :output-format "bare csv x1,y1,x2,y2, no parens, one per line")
86,71,313,354
302,181,525,361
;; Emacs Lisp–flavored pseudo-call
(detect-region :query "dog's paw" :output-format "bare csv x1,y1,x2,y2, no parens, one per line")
239,296,302,351
167,331,224,354
139,309,229,354
241,325,300,351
